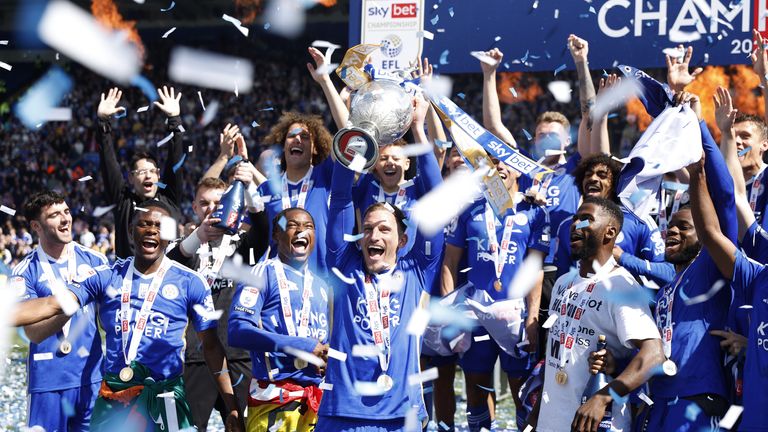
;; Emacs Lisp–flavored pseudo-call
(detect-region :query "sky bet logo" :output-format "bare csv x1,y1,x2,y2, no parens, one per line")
368,3,417,18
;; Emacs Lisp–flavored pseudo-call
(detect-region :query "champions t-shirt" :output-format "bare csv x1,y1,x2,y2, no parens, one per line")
12,244,106,393
229,258,329,386
259,157,333,274
553,206,665,279
538,261,661,432
446,196,549,301
519,153,582,265
71,257,217,381
650,249,730,399
730,249,768,431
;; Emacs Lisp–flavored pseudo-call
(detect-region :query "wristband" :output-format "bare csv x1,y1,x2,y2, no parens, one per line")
180,228,203,257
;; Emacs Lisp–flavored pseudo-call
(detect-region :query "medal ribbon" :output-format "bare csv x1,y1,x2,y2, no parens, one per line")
377,179,413,209
120,257,171,367
281,166,314,210
201,235,233,287
272,259,313,338
654,265,691,359
362,272,392,373
749,168,765,212
556,258,617,369
484,203,517,281
37,242,78,331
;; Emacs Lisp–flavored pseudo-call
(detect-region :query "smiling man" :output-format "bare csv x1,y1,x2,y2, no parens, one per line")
315,153,444,431
12,191,107,432
228,207,329,432
12,201,242,432
529,197,663,432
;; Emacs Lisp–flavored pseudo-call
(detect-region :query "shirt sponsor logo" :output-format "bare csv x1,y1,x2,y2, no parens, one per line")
234,305,255,315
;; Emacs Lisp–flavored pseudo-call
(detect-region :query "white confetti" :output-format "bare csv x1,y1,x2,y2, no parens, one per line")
470,51,498,66
197,91,206,111
669,29,701,43
193,304,223,321
283,346,324,367
411,166,487,237
0,205,16,216
156,132,174,147
137,106,149,113
78,176,92,182
662,47,685,59
408,367,439,386
343,233,364,242
37,0,141,83
331,267,356,284
319,382,333,390
547,81,572,103
348,154,368,173
169,46,253,93
541,313,558,329
42,107,72,122
77,346,90,358
199,100,220,127
314,63,339,76
400,142,434,157
506,252,543,299
638,392,654,406
417,30,434,40
162,27,176,39
0,41,8,45
264,0,306,38
353,381,387,396
327,348,347,362
106,286,119,298
222,14,250,37
0,61,11,71
406,308,431,336
474,334,491,342
718,405,743,429
422,75,453,99
159,215,177,240
681,280,726,305
351,344,381,358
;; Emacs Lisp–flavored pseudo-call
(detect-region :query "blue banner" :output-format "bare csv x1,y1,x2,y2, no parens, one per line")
350,0,756,74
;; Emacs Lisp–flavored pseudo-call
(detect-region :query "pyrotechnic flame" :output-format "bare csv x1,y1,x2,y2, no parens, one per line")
91,0,145,59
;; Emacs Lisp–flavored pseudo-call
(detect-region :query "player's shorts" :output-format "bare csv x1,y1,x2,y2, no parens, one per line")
458,327,535,377
27,381,100,432
634,394,728,432
315,415,405,432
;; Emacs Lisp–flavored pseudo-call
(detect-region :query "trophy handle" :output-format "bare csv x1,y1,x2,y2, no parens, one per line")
332,127,379,170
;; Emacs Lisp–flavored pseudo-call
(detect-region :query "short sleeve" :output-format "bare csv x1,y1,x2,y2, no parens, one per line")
70,266,111,307
608,273,661,349
12,275,36,302
741,220,768,263
446,210,469,248
187,273,218,332
230,263,269,324
732,249,766,305
528,208,550,254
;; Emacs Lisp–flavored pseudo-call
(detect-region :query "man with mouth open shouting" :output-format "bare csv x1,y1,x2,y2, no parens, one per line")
97,87,186,259
12,200,243,432
12,190,107,432
228,207,330,432
314,144,444,431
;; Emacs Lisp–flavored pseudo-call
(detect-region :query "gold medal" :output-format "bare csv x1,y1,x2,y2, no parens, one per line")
662,359,678,376
119,366,134,382
376,374,394,391
493,280,502,292
294,358,308,370
59,340,72,355
555,370,568,385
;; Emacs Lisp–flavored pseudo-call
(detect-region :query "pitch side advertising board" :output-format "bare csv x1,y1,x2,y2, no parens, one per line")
350,0,768,74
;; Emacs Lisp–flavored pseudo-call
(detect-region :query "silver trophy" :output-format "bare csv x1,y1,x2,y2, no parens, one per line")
333,79,414,170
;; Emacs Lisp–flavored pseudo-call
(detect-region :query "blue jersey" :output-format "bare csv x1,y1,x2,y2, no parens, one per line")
12,244,106,393
553,207,665,279
321,159,444,420
259,157,333,274
446,196,549,301
519,153,582,265
71,257,216,381
730,250,768,431
228,258,329,386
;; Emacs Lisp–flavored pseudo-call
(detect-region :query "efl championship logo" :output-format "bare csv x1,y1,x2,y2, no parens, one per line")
379,34,403,58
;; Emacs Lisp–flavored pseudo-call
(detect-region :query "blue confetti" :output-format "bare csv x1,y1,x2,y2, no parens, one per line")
61,399,75,417
172,154,186,173
667,396,679,406
554,64,567,76
130,75,158,102
476,384,495,392
575,220,590,229
278,216,287,231
522,129,532,140
589,6,596,13
607,113,618,119
439,49,450,65
544,51,551,59
504,62,510,69
233,373,245,387
521,50,530,63
251,120,260,128
431,15,439,25
260,107,274,111
215,368,230,375
685,402,702,421
738,146,752,157
264,23,271,30
155,182,167,189
435,139,453,148
160,1,175,11
448,7,454,17
579,13,590,18
662,181,689,191
602,69,609,78
608,387,629,404
629,189,652,205
457,92,466,99
115,110,127,119
14,66,73,129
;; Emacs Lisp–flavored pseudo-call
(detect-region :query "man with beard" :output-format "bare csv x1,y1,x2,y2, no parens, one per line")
315,148,443,431
528,197,663,432
12,201,242,432
97,87,186,259
228,208,329,432
12,191,107,431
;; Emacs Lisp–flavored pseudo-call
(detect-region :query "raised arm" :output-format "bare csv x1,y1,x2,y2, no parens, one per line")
750,30,768,122
617,253,675,286
714,86,755,239
307,46,349,131
589,74,619,156
203,124,239,180
688,156,736,280
569,34,598,157
327,161,357,262
480,49,517,147
97,87,128,203
666,45,702,94
412,95,443,194
155,86,184,206
419,57,449,168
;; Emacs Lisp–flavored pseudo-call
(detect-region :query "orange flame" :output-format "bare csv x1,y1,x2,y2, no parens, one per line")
496,72,543,104
316,0,338,6
685,66,730,139
234,0,262,25
625,97,653,132
91,0,145,59
729,64,765,120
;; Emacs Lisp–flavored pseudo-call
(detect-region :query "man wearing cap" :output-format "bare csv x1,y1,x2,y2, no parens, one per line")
13,190,107,431
229,207,329,432
13,200,242,432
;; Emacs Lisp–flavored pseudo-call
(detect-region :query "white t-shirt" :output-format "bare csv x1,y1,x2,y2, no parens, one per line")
537,259,661,432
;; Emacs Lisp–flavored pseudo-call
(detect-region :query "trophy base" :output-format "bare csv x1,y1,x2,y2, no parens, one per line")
333,127,379,170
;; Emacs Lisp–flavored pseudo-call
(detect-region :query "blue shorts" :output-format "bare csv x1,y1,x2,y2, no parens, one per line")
315,415,406,432
458,327,535,377
420,353,458,368
28,381,100,432
634,396,725,432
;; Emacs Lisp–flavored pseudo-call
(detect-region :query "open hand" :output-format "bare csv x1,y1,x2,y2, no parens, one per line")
153,86,181,117
751,29,768,80
306,46,332,83
97,87,126,119
713,86,737,134
220,124,240,158
666,45,702,92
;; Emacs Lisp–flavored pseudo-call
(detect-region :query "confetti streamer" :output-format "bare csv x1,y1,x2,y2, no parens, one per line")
343,233,364,242
193,305,223,321
162,27,177,38
738,147,752,157
282,347,324,367
0,61,11,71
680,280,726,305
522,129,533,140
0,205,16,216
407,367,439,386
222,14,250,37
156,132,174,147
169,47,253,93
160,1,175,11
553,64,567,76
172,154,186,173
